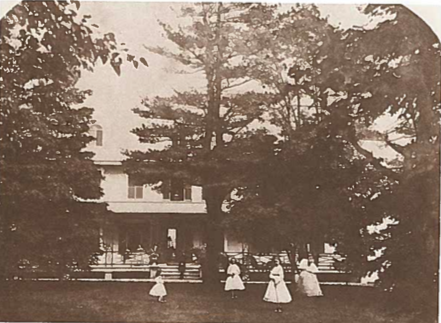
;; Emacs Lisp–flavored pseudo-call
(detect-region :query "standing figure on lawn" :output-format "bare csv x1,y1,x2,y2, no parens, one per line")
225,258,245,299
263,258,292,312
149,269,167,302
297,256,323,297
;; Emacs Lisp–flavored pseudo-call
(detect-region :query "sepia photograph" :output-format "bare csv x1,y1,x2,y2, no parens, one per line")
0,1,440,322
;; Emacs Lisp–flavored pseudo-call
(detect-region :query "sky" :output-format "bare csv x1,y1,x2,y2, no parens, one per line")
1,1,441,161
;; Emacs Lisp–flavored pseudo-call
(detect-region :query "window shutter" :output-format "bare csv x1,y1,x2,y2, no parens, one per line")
96,129,103,146
184,185,192,200
128,186,135,199
162,180,170,200
135,186,143,199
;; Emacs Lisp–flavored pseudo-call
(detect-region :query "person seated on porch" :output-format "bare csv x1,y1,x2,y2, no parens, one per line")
149,245,159,265
135,245,145,263
225,258,245,299
123,248,131,263
297,257,323,297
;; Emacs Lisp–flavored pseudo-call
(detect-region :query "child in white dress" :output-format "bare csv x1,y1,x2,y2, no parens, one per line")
149,269,167,302
263,258,292,312
225,258,245,299
297,257,323,297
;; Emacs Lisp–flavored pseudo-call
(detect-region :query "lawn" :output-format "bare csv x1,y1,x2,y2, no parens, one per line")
0,281,435,323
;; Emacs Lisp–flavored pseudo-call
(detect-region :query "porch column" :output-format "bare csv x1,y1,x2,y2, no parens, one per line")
150,217,160,248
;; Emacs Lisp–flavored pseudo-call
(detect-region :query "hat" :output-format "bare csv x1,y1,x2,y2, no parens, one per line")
298,259,308,270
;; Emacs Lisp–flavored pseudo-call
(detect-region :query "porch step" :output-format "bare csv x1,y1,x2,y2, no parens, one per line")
317,253,345,271
160,266,201,279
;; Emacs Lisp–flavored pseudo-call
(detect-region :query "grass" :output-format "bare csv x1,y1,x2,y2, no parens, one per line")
0,281,436,323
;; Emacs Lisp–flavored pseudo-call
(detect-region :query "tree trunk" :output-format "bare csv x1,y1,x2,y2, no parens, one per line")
286,243,299,281
0,204,14,282
202,188,225,285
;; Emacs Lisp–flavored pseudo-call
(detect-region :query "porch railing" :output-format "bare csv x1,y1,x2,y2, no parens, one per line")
96,249,345,273
220,251,294,273
96,251,154,267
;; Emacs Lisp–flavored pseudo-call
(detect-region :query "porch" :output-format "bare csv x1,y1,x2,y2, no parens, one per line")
92,250,350,283
96,213,351,283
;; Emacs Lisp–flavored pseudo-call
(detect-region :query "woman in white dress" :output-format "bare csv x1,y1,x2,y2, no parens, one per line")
225,258,245,299
263,258,292,312
149,269,167,302
297,257,323,297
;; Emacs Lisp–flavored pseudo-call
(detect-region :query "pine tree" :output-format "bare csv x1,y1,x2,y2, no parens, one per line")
222,5,368,272
125,3,278,283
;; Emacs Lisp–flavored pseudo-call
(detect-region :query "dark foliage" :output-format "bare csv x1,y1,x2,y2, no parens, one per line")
0,0,146,278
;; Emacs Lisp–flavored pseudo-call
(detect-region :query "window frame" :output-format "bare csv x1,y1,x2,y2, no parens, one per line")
128,176,144,200
162,179,192,201
90,124,104,147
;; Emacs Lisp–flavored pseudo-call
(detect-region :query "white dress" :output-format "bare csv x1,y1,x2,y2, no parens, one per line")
149,276,167,297
298,263,323,297
225,264,245,291
263,265,292,303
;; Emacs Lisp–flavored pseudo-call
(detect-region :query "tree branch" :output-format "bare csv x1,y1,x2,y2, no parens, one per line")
222,78,253,91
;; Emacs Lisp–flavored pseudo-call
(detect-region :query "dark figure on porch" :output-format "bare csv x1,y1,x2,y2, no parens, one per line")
178,252,186,279
149,245,159,265
167,236,174,249
123,248,131,264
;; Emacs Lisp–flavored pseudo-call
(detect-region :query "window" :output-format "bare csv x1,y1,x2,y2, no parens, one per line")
90,124,103,147
128,186,143,199
128,176,143,199
162,179,191,201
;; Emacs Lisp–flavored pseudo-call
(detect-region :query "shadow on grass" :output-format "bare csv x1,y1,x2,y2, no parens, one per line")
0,281,435,323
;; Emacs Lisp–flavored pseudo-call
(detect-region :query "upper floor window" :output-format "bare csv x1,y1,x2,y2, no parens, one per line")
89,124,103,147
128,176,143,199
162,179,191,201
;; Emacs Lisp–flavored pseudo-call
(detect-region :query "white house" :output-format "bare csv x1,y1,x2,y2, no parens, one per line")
86,121,399,283
87,123,250,272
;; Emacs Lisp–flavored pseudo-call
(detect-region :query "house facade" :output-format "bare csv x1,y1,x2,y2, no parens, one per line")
93,160,338,275
86,123,392,283
88,125,249,271
97,159,207,262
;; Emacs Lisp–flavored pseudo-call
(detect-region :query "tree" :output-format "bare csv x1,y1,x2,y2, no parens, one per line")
125,3,279,283
229,4,440,314
313,5,440,312
0,0,146,279
343,5,440,314
221,4,367,271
